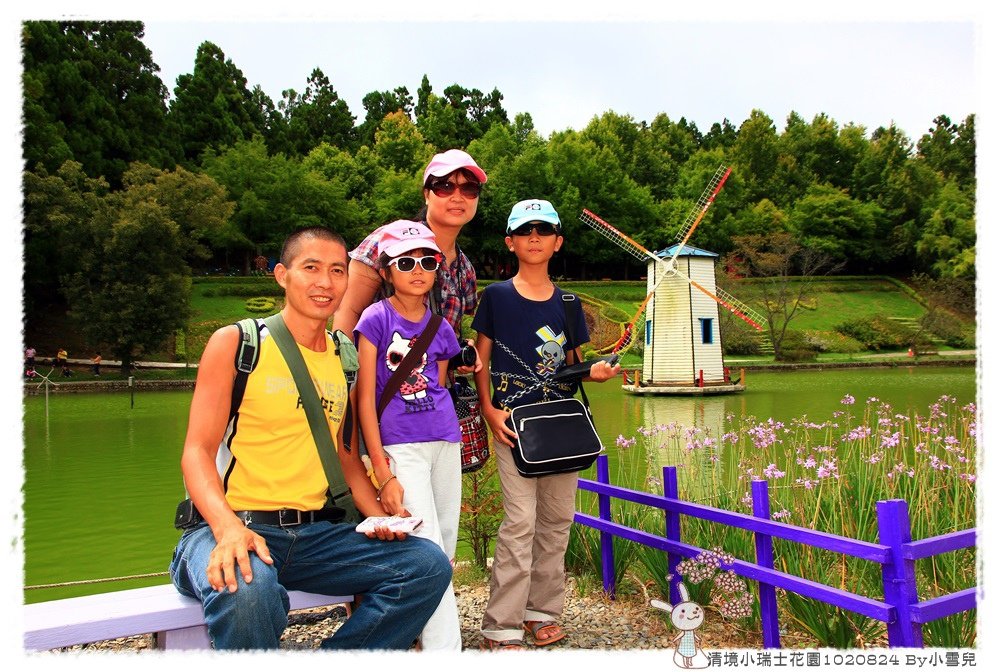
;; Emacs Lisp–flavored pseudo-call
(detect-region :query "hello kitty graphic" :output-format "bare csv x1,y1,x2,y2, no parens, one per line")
385,331,431,408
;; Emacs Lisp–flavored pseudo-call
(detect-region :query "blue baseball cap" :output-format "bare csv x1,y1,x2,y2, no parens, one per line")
506,199,562,234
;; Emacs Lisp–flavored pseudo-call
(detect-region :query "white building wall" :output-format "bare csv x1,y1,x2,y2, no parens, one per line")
687,257,725,383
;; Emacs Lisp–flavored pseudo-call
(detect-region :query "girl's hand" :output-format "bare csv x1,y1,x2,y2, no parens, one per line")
376,477,409,517
483,405,517,448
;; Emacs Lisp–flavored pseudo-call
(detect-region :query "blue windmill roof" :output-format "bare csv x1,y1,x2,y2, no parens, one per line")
653,244,719,259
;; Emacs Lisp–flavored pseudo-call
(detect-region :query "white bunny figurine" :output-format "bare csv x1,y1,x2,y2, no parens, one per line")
651,582,710,668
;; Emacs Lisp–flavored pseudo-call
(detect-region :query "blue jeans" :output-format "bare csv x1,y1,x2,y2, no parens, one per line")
169,521,452,650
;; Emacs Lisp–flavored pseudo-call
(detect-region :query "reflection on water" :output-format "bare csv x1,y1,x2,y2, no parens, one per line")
21,366,975,601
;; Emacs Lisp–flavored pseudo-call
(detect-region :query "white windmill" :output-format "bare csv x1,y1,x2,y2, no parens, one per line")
580,166,764,394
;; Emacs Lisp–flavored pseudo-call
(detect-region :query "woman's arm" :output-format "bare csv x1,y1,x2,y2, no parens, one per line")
332,259,382,335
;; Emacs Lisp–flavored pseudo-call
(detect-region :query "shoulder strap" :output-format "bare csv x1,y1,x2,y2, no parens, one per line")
377,313,443,419
261,313,350,502
230,318,261,417
561,293,592,408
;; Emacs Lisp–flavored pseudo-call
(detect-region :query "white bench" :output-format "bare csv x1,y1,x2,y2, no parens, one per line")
24,584,352,651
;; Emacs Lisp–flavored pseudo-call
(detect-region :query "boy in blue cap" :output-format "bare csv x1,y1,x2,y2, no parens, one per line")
471,199,620,649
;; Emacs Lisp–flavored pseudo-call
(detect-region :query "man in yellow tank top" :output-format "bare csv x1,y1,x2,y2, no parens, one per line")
169,227,452,650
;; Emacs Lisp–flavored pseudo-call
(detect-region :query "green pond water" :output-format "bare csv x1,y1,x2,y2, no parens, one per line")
21,366,976,603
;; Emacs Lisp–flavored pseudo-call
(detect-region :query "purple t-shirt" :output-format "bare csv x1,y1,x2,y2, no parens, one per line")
356,299,462,445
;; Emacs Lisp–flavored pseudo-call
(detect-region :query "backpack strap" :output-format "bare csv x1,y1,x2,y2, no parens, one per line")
230,318,261,418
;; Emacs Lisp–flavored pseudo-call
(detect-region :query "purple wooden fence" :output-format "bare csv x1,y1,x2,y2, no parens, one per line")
574,455,977,648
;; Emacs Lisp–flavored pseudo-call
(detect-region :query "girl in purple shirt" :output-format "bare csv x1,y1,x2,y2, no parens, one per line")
354,220,463,651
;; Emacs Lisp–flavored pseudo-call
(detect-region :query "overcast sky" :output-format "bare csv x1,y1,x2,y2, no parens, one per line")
138,20,975,144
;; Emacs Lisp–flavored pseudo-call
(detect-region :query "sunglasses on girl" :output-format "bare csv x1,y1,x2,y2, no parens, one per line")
429,180,482,199
388,255,442,272
510,222,559,237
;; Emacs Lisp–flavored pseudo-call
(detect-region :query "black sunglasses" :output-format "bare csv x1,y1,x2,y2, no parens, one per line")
429,180,482,199
388,255,442,273
509,222,559,237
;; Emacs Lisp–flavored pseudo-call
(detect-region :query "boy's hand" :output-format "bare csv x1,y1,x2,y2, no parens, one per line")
588,359,621,382
483,405,517,448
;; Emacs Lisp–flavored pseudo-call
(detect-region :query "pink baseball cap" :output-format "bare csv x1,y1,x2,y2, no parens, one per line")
378,220,442,258
422,149,488,185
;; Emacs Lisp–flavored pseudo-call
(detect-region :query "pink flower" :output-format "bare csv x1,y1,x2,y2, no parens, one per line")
763,463,785,479
960,473,977,484
841,394,856,405
881,432,901,449
772,509,791,520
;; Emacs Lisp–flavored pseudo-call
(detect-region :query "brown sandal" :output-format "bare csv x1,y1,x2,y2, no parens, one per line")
523,620,565,646
480,637,525,650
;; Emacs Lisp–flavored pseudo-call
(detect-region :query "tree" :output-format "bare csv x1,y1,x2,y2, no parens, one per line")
913,179,975,279
788,184,882,269
724,233,842,361
917,114,976,185
414,74,433,120
119,162,238,267
357,86,414,146
63,197,191,374
279,68,357,155
201,137,357,268
730,109,781,205
22,161,111,320
21,21,174,186
372,111,431,174
167,41,262,165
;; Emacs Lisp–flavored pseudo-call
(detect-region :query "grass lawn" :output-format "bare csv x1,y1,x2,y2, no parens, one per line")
25,275,972,368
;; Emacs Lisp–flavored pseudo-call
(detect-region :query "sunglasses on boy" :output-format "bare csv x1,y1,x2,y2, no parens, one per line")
388,254,443,273
428,180,482,199
509,222,560,237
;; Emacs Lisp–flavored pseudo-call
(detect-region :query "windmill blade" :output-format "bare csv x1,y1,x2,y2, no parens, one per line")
672,265,765,331
580,209,666,269
669,165,732,268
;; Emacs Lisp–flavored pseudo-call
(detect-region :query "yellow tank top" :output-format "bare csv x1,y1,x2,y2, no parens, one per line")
219,328,347,511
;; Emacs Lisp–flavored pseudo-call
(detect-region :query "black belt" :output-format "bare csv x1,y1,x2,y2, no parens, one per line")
234,507,346,527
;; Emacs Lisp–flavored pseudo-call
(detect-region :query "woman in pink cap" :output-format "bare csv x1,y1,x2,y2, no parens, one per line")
333,148,487,346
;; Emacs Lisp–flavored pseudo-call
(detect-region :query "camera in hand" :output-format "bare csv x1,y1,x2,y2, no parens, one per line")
449,343,477,369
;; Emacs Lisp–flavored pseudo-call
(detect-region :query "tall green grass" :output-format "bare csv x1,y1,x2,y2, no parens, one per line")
575,394,977,648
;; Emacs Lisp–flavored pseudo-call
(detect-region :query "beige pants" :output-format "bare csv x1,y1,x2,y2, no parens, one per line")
480,440,579,642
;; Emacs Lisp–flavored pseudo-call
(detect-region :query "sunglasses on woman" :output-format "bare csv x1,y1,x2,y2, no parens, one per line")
387,255,442,272
509,222,559,237
429,180,482,199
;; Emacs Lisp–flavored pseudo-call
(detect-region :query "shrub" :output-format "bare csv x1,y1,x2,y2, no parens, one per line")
834,315,911,351
776,330,819,362
723,326,762,356
245,296,276,313
802,330,864,354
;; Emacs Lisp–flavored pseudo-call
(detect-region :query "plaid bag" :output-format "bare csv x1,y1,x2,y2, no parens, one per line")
452,378,490,473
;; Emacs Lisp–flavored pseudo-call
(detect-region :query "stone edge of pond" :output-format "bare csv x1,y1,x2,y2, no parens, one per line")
23,379,196,395
23,357,975,396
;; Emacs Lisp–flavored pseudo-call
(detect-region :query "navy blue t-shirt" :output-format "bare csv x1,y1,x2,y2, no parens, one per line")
471,279,589,410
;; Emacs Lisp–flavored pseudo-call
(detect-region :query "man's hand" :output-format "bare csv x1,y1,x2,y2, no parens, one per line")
206,521,274,593
364,524,410,542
